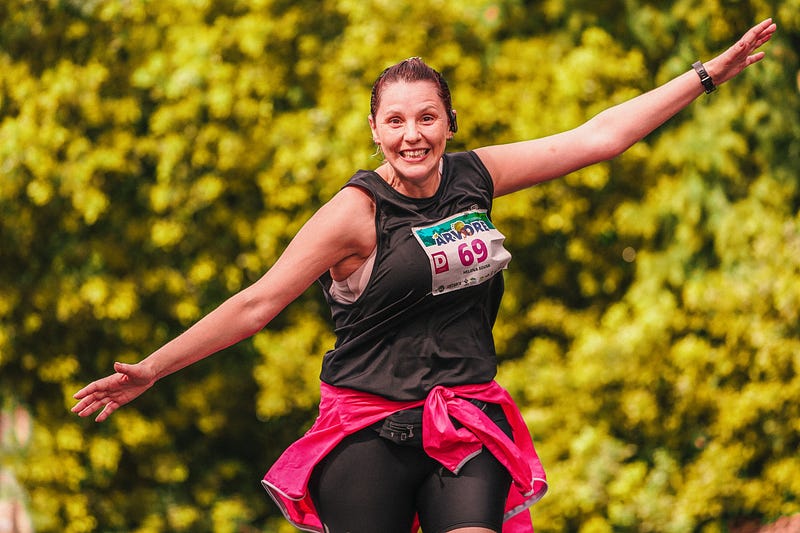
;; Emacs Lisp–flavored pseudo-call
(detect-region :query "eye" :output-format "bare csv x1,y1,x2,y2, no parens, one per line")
421,115,436,123
387,116,403,126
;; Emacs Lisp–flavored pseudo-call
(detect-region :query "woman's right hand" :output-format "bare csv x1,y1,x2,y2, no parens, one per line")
71,361,156,422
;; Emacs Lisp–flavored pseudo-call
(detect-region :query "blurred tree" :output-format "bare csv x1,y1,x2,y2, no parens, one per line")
493,1,800,531
1,0,798,531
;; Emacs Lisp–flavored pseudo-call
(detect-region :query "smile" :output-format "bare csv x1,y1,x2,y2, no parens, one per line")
400,149,429,158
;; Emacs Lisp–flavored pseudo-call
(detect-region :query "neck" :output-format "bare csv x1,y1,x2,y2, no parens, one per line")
382,159,443,198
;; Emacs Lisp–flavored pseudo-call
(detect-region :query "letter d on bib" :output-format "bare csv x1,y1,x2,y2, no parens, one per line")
432,251,449,273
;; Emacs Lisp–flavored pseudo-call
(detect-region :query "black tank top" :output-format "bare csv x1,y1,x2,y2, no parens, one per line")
318,151,511,400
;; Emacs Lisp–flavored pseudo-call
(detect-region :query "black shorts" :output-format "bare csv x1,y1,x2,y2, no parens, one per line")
308,402,513,533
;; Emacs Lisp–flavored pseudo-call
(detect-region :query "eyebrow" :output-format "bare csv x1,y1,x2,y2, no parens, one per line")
380,103,442,116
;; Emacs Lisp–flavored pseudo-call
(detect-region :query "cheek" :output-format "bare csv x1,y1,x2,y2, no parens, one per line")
377,129,403,146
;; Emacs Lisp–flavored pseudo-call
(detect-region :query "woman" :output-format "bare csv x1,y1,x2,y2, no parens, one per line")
72,18,776,533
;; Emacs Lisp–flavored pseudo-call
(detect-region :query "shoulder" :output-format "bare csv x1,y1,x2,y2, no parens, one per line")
328,182,376,219
317,183,376,254
443,151,495,199
445,150,488,171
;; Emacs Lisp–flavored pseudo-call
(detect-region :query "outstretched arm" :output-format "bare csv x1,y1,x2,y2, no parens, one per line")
71,186,376,421
477,18,777,197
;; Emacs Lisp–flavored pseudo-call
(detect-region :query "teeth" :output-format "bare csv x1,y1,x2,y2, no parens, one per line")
403,149,427,158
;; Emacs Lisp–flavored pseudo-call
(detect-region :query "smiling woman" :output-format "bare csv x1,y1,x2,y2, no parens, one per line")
71,19,777,533
368,69,456,196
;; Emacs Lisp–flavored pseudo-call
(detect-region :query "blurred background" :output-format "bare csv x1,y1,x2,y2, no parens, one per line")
1,0,799,531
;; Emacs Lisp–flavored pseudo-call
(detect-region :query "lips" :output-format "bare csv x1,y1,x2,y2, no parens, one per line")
400,148,430,159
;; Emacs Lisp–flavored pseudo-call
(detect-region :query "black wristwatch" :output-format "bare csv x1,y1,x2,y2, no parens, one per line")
692,61,717,94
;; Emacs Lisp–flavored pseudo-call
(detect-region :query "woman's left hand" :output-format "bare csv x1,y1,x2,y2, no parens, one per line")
707,18,777,85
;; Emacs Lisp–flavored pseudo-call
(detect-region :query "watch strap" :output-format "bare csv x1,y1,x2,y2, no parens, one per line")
692,60,717,94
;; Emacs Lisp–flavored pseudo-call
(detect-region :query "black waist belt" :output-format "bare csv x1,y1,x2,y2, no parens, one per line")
372,399,501,447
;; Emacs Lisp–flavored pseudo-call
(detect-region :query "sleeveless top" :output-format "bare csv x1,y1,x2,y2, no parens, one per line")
317,151,512,400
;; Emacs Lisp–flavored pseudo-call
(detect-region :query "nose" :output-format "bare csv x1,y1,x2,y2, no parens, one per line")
404,121,421,141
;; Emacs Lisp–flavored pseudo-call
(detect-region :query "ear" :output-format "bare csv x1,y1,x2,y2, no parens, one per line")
368,114,379,143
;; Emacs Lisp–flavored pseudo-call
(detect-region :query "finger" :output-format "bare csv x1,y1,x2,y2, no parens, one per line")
741,19,774,49
74,398,105,417
71,392,100,412
755,24,777,47
752,35,769,49
746,51,767,67
113,362,142,384
753,26,776,45
74,371,128,400
73,382,99,399
95,402,118,423
752,18,774,34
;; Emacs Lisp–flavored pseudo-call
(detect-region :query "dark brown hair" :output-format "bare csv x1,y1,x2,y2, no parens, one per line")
369,57,456,132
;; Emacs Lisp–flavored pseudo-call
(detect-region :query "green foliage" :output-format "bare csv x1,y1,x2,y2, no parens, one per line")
1,0,798,531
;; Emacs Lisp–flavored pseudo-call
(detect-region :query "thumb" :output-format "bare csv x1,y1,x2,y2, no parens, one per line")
113,361,133,374
113,361,154,385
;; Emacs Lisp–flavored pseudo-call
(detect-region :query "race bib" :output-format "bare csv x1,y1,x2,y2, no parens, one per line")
412,210,511,295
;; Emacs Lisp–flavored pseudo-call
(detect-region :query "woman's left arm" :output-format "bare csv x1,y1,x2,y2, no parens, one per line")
477,18,777,197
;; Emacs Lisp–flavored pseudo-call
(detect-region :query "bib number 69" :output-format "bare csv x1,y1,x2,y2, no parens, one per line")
458,239,488,266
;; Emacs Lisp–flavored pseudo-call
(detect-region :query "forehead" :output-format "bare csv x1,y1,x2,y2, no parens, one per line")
374,80,444,114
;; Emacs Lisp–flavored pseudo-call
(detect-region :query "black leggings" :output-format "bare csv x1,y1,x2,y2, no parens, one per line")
308,408,513,533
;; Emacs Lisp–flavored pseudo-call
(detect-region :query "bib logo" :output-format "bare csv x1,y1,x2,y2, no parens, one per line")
412,209,512,296
428,219,491,246
431,251,449,273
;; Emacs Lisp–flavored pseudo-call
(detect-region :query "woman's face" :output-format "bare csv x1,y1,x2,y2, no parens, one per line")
369,80,452,195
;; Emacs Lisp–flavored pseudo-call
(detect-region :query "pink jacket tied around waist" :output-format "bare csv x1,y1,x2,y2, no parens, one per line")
262,380,548,532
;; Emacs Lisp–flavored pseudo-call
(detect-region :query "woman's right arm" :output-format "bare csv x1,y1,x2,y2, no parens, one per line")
71,185,376,421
